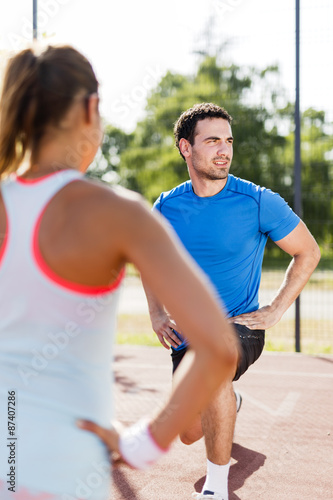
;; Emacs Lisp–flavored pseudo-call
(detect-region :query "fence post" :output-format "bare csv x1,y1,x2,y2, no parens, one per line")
294,0,302,353
33,0,38,40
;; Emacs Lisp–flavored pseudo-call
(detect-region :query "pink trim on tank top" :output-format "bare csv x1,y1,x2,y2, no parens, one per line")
15,170,74,185
0,207,9,266
32,187,125,296
0,481,84,500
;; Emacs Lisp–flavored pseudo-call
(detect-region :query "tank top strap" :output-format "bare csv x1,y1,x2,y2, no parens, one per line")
0,169,83,263
6,169,83,217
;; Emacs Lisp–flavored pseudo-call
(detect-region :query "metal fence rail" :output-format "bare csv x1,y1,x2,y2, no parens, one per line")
27,0,333,354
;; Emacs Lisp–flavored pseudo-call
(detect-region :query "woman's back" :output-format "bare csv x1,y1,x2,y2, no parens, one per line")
0,44,239,500
0,170,124,499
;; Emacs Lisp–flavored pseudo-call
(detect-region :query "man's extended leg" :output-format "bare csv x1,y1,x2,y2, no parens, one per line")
180,325,265,500
199,379,236,499
179,380,236,452
202,380,236,465
179,380,235,500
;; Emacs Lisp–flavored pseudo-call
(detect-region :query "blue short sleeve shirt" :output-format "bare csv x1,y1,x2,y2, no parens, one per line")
154,174,300,318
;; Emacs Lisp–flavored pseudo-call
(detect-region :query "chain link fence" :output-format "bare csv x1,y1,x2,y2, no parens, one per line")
203,1,333,353
1,1,331,353
107,1,333,354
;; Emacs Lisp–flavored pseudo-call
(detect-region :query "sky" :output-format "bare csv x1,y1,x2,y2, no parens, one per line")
0,0,332,132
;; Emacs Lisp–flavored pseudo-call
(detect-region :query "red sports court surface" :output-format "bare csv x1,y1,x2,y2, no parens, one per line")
111,345,333,500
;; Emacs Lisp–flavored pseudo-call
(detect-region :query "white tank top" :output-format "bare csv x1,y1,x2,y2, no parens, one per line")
0,170,124,499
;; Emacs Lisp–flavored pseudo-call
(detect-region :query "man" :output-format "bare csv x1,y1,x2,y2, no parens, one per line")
143,103,320,500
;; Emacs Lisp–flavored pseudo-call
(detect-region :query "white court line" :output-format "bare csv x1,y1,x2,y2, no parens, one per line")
113,362,170,370
248,369,333,378
240,391,301,417
114,362,333,378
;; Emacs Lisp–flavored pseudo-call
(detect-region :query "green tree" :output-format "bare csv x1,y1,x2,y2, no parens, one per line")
111,57,290,201
95,56,332,258
280,107,333,254
87,124,133,183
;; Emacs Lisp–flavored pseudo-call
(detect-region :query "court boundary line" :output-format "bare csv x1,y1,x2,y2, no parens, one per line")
113,362,333,378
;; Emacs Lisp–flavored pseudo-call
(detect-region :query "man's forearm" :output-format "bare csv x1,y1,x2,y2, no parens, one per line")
142,279,183,349
231,235,320,330
142,280,165,317
270,248,320,318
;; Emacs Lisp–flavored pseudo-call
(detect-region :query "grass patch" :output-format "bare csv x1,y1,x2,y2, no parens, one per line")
260,270,333,290
116,314,333,355
264,318,333,354
116,314,161,347
264,338,333,355
116,332,161,346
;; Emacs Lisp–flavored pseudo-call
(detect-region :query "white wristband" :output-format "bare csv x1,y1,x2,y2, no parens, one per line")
119,419,168,470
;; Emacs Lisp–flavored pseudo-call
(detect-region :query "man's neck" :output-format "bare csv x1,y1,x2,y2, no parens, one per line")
190,175,228,198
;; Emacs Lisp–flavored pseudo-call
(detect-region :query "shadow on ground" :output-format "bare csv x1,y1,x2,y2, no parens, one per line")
113,468,141,500
315,355,333,365
194,443,266,500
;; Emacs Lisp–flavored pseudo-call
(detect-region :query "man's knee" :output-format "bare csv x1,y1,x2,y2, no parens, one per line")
180,431,201,445
180,433,194,445
179,419,203,445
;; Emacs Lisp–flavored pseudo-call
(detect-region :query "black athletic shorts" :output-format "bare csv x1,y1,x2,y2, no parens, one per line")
171,323,265,381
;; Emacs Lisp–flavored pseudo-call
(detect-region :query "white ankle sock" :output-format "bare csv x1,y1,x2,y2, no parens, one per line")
202,458,230,499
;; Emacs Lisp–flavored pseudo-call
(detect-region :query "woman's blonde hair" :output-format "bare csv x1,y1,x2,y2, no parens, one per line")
0,45,98,178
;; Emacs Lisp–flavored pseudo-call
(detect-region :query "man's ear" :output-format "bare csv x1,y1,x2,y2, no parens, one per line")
179,138,191,158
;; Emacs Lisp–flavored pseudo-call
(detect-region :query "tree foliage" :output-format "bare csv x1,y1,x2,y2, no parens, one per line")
90,56,333,256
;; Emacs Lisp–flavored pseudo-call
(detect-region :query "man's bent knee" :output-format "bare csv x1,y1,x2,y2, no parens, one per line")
180,431,202,445
179,418,203,445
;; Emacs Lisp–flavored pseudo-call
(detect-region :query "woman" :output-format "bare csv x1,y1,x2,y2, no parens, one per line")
0,45,239,499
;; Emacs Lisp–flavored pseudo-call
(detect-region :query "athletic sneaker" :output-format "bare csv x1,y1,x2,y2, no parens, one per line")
235,390,242,412
192,491,225,499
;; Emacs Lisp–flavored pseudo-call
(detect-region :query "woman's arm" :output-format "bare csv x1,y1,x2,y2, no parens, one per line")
78,191,240,465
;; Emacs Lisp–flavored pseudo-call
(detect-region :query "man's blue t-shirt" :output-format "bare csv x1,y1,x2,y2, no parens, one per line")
153,175,299,347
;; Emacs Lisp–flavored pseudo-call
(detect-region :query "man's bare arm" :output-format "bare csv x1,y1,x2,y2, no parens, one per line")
231,221,321,330
142,282,183,349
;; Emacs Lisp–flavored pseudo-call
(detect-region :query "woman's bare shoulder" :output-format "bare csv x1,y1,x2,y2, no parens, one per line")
72,177,146,204
61,177,153,230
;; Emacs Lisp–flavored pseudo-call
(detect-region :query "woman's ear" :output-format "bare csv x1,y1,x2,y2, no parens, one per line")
85,93,99,125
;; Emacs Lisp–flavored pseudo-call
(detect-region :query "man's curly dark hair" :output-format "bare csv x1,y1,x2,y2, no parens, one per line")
174,103,232,160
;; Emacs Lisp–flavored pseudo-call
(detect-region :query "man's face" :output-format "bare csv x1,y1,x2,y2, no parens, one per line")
188,118,234,181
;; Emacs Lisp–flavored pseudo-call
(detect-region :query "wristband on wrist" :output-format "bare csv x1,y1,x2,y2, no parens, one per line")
118,419,169,470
